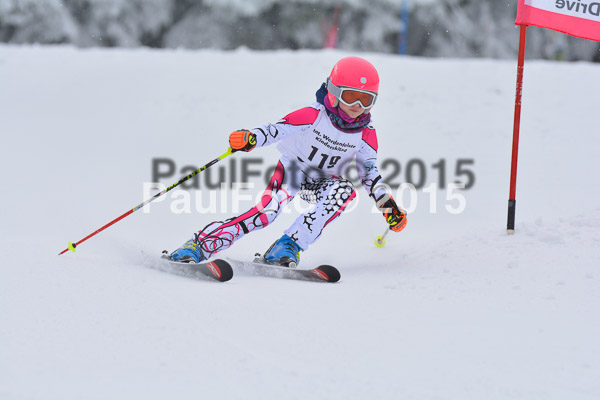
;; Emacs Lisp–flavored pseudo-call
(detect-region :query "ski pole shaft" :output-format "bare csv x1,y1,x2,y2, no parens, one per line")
59,147,235,255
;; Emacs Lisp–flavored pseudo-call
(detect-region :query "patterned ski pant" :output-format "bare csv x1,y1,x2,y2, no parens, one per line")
192,157,356,259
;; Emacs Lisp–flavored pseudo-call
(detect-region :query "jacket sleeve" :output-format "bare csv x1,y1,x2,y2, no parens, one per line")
356,126,388,201
251,105,320,148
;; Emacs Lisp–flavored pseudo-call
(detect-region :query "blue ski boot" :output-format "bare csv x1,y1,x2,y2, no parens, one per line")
170,237,206,263
264,234,302,268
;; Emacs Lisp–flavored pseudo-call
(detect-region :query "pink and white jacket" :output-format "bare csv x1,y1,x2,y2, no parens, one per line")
251,102,387,201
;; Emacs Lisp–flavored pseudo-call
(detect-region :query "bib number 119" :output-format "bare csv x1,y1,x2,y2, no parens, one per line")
308,146,341,169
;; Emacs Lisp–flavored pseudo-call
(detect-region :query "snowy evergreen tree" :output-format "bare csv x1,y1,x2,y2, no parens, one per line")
0,0,78,43
63,0,174,47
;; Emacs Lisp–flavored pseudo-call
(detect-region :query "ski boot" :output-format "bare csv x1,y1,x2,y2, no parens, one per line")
264,234,302,268
170,237,206,263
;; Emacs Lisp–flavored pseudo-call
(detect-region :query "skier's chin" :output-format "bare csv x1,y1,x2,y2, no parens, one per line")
346,109,363,118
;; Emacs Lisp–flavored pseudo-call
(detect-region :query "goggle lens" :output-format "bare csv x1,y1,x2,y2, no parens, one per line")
340,89,376,108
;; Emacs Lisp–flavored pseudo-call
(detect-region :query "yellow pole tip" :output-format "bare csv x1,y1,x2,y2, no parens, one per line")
68,242,77,252
374,237,386,248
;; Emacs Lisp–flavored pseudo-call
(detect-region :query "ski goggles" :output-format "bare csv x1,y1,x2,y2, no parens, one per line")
327,79,377,109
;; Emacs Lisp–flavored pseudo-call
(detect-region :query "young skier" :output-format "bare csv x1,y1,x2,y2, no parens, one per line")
170,56,407,267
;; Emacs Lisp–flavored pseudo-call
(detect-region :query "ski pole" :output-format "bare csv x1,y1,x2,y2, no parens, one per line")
59,147,235,255
374,227,390,248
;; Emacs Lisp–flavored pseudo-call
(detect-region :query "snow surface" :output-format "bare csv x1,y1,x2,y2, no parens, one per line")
0,45,599,399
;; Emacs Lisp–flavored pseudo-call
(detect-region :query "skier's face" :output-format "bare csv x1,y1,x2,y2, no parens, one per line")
339,101,367,119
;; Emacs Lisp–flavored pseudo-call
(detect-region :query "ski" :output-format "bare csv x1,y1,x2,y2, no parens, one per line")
228,255,340,283
156,253,234,282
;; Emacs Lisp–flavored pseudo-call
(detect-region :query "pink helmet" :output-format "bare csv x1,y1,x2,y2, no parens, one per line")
327,57,380,107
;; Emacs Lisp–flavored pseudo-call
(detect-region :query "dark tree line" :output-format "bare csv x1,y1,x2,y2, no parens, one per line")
0,0,598,61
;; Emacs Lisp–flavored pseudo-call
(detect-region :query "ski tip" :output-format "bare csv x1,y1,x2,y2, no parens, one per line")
314,265,341,283
209,259,234,282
